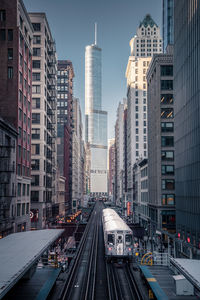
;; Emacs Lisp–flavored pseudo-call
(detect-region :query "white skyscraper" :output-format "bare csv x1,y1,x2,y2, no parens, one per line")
126,14,162,203
85,25,108,196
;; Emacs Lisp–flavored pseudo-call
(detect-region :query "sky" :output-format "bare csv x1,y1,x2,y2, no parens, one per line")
24,0,162,139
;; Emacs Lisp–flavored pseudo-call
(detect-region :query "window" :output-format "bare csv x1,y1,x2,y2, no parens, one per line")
162,194,175,205
31,159,40,170
161,136,174,147
161,122,174,132
32,113,40,124
135,106,138,112
161,150,174,160
33,35,41,44
32,72,40,81
107,234,115,245
136,143,139,149
143,98,146,104
33,47,41,56
8,48,13,60
161,65,173,76
162,165,174,175
31,191,39,202
136,128,138,134
32,98,40,109
135,91,138,96
22,203,25,215
17,183,21,196
136,151,139,157
17,204,21,216
161,108,173,118
162,179,175,190
31,175,39,186
8,67,13,79
32,60,41,69
125,234,132,245
19,108,22,120
18,145,21,159
23,113,26,124
31,144,40,155
161,94,173,104
32,23,41,31
0,10,6,21
161,80,173,90
136,136,139,142
0,29,6,41
23,184,26,196
27,185,30,196
18,127,22,139
135,113,138,119
32,128,40,139
32,85,40,94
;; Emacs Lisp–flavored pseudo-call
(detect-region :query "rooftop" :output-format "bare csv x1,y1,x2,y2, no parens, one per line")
0,229,64,299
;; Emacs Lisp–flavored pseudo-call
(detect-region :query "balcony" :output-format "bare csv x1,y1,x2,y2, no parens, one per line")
47,84,56,91
47,73,56,79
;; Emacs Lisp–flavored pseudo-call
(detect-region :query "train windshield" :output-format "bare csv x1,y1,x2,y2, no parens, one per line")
125,234,132,245
107,234,115,245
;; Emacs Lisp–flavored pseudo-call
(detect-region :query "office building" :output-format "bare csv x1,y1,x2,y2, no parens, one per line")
29,13,57,229
114,102,125,206
108,138,115,200
0,0,33,232
57,60,74,213
125,14,162,206
85,26,108,196
174,1,200,258
162,0,174,52
147,51,175,237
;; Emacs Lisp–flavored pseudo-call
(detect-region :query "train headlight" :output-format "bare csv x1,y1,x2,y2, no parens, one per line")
108,247,112,251
128,248,131,251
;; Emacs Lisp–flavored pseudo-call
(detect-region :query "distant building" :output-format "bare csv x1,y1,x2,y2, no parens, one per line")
57,60,74,214
174,0,200,258
56,171,65,217
29,13,57,229
162,0,174,52
125,14,162,208
132,158,148,227
85,29,108,197
108,138,115,199
147,50,175,236
0,0,33,232
72,98,84,212
0,118,18,238
115,102,125,206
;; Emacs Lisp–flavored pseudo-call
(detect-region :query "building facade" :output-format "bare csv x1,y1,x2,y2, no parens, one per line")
0,0,33,232
125,14,162,206
174,0,200,258
71,98,84,212
147,52,175,238
108,138,115,200
85,36,108,197
162,0,174,52
0,119,18,237
29,13,57,229
114,102,125,206
57,60,74,214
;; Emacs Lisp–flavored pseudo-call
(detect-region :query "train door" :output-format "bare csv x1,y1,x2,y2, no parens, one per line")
116,234,123,255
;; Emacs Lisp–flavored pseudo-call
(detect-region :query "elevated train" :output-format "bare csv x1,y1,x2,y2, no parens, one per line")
102,208,133,262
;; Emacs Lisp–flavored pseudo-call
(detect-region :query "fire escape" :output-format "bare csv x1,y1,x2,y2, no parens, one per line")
0,140,15,236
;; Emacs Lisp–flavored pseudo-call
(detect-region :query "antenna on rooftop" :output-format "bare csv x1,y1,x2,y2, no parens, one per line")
95,22,97,45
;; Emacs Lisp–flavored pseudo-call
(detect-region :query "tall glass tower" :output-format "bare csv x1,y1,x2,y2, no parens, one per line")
85,25,108,196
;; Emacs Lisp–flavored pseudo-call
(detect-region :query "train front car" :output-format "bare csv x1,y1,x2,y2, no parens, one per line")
102,208,133,262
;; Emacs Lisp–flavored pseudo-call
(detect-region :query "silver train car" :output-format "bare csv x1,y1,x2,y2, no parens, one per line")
102,208,133,262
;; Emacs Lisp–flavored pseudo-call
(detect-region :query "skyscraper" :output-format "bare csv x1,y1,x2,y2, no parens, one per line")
125,14,162,204
174,0,200,258
85,25,108,196
162,0,174,52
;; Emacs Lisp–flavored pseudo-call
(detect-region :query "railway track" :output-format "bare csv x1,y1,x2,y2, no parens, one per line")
59,201,105,300
106,262,143,300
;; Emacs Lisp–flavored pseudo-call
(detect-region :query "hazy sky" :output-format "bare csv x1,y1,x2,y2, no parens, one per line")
24,0,162,139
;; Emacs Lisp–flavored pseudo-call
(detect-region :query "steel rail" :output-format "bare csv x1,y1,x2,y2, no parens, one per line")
125,264,143,300
59,208,96,300
84,214,99,300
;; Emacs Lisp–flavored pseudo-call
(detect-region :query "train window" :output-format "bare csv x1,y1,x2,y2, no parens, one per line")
125,235,132,245
107,234,115,245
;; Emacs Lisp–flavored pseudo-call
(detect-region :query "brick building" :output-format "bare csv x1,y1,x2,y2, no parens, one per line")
0,0,33,232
